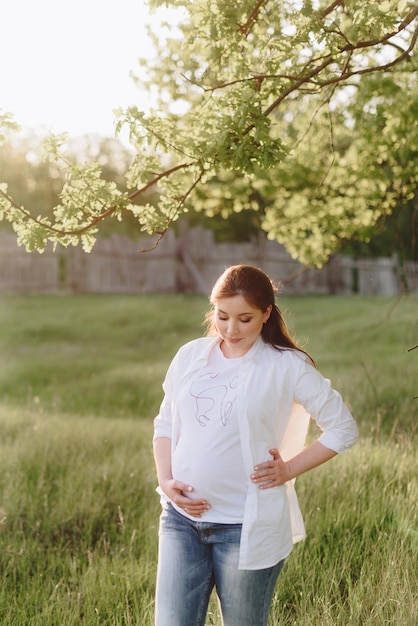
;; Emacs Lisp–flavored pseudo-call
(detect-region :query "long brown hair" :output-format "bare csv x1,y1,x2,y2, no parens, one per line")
204,264,315,366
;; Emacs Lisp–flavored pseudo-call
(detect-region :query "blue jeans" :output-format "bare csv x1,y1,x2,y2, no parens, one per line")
155,503,285,626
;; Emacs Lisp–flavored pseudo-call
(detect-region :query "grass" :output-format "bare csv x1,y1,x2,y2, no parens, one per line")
0,293,417,625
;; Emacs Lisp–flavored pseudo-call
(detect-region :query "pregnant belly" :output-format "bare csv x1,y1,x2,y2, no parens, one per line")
172,443,248,519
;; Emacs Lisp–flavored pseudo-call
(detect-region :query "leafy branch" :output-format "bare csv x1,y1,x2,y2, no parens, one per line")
0,0,417,262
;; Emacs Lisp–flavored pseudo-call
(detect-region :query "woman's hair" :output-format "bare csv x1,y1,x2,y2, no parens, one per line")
204,264,315,365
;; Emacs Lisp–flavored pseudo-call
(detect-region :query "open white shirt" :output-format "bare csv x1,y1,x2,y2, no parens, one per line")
154,336,359,570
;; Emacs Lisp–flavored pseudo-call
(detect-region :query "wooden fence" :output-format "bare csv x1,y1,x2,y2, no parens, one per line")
0,227,416,296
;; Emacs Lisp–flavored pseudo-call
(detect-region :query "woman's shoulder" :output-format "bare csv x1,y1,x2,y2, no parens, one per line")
262,343,312,366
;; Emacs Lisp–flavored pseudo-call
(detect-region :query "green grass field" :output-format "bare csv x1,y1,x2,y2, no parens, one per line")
0,293,417,625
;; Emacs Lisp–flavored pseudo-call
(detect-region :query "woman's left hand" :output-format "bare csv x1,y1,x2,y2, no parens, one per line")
250,448,292,489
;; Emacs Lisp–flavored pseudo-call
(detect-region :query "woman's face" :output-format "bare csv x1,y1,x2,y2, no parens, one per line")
214,295,272,358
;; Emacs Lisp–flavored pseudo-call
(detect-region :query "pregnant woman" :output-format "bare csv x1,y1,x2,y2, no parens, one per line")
153,264,358,626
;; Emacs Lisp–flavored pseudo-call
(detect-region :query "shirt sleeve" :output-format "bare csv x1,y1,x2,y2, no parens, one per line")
294,359,359,454
152,349,181,442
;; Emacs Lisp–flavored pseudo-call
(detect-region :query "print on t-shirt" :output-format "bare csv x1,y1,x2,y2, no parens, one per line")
189,370,238,427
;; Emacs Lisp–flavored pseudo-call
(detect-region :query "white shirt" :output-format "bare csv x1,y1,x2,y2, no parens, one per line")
154,336,359,570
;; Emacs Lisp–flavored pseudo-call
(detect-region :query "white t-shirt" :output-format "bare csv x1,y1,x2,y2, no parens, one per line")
171,344,248,523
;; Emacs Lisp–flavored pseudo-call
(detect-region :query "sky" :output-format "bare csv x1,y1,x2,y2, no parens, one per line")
0,0,177,139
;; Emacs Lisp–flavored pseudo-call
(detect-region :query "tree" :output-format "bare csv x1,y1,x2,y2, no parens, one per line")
0,0,417,265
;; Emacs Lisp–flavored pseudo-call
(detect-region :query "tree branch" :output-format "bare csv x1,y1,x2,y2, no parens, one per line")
60,159,196,236
0,187,64,234
127,160,194,203
320,0,345,20
139,166,206,252
247,20,418,131
0,159,196,239
314,25,418,87
238,0,269,38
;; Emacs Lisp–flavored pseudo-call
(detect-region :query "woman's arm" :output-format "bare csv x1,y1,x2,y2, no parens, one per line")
251,441,337,489
153,437,210,517
153,437,174,486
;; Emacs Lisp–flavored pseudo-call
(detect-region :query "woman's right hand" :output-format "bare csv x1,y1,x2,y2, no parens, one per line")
160,478,210,518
